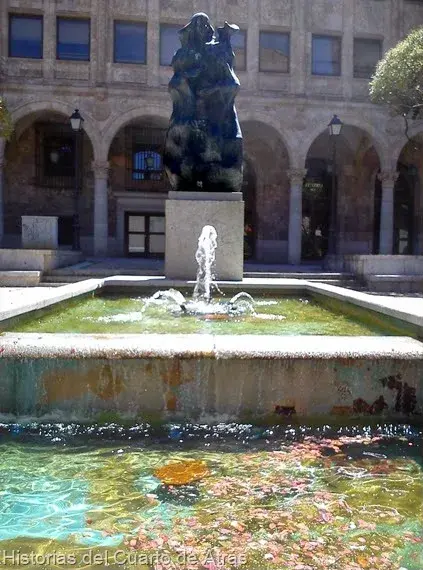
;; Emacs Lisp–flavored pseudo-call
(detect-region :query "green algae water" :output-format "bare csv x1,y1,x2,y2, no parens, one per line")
0,424,421,570
8,294,404,335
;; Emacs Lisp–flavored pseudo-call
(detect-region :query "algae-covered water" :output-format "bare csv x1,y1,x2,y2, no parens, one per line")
0,424,421,570
8,294,404,335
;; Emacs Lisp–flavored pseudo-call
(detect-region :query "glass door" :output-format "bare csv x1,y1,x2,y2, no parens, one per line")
125,213,165,257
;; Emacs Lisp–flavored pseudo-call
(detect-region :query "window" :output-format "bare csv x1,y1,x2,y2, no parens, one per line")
312,35,341,76
43,135,75,178
114,21,147,64
132,150,163,180
160,24,180,66
125,213,165,257
259,31,290,72
232,30,246,71
57,18,90,61
9,14,43,59
35,124,79,188
354,38,382,79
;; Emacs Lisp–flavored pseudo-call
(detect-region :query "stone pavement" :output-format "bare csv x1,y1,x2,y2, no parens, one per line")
0,287,58,312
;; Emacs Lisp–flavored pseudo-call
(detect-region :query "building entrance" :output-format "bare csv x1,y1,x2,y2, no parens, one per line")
301,161,332,260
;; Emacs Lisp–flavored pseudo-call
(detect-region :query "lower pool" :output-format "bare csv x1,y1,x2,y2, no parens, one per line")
5,293,409,336
0,424,421,570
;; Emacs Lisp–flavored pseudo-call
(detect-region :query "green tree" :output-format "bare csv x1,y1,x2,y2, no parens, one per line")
0,96,13,140
370,26,423,125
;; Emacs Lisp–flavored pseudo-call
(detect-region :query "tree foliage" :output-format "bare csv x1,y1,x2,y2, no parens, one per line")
370,26,423,119
0,96,13,140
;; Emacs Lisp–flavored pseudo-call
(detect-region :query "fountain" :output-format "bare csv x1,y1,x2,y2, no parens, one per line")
148,225,256,318
0,12,422,570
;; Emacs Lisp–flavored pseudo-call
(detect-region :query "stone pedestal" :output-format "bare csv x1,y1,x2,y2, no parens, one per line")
165,191,244,280
21,216,58,249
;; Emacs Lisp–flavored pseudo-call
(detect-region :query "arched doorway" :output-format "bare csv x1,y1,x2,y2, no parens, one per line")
302,158,332,260
390,135,422,255
304,125,381,260
107,116,170,257
241,120,290,263
4,110,94,250
242,158,256,259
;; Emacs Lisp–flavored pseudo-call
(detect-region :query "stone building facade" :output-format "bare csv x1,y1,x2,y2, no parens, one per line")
1,0,423,263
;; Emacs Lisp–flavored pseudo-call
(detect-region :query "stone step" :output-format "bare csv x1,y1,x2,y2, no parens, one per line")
35,281,70,287
42,275,92,283
244,272,356,280
0,271,41,286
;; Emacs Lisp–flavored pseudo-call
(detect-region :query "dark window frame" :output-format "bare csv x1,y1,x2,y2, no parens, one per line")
8,13,43,59
160,23,181,66
113,20,147,64
312,34,342,77
56,16,91,61
353,37,382,79
259,30,290,73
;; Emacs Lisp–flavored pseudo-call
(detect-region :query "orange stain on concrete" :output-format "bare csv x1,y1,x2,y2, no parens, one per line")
42,364,125,404
165,391,178,411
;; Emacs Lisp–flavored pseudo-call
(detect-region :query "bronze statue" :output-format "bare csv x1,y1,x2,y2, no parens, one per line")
164,13,243,192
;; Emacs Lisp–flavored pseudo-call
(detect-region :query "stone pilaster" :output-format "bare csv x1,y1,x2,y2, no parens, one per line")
92,161,110,256
43,0,55,80
147,0,160,87
247,0,260,91
377,170,399,254
287,168,307,264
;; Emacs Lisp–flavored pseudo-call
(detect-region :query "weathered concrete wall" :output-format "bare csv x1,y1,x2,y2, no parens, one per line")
0,335,422,420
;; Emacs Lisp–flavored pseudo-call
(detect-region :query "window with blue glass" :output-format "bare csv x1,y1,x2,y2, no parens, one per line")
259,31,289,72
132,150,163,180
9,14,43,59
312,35,341,76
57,18,90,61
160,24,180,66
114,21,147,64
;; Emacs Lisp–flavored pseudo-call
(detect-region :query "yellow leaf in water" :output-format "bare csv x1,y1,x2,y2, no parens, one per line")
154,460,209,485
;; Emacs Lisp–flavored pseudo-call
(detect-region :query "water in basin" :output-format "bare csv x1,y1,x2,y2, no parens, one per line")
0,424,421,570
7,293,404,335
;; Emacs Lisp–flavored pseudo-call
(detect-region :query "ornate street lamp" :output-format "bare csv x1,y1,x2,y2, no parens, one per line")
327,114,343,255
69,109,84,250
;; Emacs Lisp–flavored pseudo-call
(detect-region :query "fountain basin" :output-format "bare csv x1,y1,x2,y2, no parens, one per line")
0,277,422,421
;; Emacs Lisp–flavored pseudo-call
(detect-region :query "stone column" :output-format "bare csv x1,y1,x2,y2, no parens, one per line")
377,170,399,255
92,161,109,256
0,137,6,245
287,169,307,264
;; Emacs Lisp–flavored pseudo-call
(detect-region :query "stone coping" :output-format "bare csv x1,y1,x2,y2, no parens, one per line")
0,279,103,321
168,191,243,201
0,276,422,338
1,333,422,360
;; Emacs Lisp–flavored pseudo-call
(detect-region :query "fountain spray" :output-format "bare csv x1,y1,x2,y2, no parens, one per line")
193,225,218,303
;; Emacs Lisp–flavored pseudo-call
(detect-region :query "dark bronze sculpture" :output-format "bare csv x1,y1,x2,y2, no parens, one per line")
164,13,243,193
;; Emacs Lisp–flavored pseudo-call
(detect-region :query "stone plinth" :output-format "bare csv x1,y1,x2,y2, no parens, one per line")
22,216,58,249
165,191,244,280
